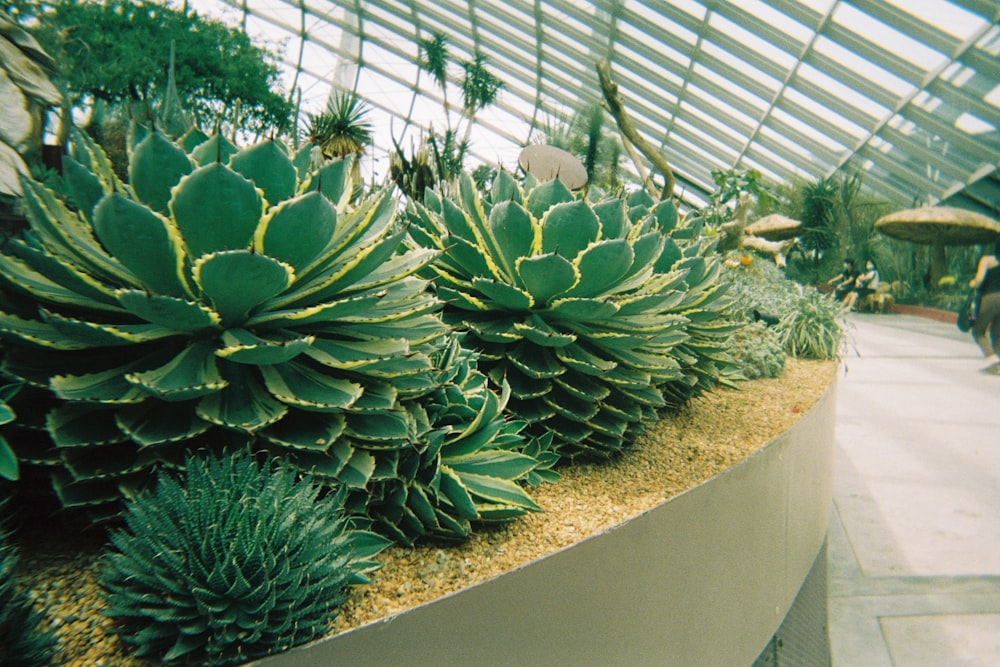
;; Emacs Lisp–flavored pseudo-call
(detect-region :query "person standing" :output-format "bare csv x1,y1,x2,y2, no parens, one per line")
969,237,1000,373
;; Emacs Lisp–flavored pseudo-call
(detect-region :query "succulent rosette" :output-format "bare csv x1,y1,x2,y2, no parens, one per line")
404,171,737,460
0,129,540,528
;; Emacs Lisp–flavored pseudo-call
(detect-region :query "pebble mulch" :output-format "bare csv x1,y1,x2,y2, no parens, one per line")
11,358,836,666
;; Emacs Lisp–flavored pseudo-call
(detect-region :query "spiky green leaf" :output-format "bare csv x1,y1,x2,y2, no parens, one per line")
116,291,221,332
196,367,286,432
188,133,238,166
126,341,227,401
230,140,297,206
193,251,293,326
216,329,314,365
540,200,600,259
516,253,578,305
259,362,363,411
253,191,337,270
92,193,189,297
129,131,193,213
472,278,533,310
171,163,263,256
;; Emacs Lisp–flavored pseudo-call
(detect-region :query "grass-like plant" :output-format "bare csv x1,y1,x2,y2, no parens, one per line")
776,289,847,360
99,448,390,666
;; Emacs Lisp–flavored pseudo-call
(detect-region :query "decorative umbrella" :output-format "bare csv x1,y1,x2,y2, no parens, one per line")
875,206,1000,284
745,213,802,241
518,144,588,190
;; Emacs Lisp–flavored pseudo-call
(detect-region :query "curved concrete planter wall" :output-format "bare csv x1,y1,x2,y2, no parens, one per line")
253,377,838,667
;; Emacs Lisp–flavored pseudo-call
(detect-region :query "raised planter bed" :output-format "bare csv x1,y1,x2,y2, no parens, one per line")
252,368,839,667
889,303,958,324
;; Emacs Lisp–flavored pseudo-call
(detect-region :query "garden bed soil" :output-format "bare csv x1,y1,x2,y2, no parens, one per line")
15,358,838,667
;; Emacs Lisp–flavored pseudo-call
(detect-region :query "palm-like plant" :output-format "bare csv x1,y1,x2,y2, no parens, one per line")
405,171,736,460
0,128,540,532
458,52,503,144
418,32,450,116
305,91,372,160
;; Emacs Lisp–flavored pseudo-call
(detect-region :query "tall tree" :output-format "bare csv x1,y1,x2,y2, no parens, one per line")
8,0,292,137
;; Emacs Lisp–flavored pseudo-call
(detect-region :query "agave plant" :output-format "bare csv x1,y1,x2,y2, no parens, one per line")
357,338,544,544
405,171,736,460
0,127,543,532
100,448,389,666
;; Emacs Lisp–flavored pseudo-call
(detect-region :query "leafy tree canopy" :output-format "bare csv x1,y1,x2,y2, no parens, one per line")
8,0,292,135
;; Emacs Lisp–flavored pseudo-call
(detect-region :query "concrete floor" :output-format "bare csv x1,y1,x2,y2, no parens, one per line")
829,313,1000,666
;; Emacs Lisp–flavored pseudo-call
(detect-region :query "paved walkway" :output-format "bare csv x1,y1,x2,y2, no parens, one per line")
829,313,1000,666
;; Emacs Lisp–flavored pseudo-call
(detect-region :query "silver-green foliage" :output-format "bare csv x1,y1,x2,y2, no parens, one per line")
777,289,847,360
405,172,737,460
722,259,846,361
727,320,786,379
0,128,540,535
99,449,390,666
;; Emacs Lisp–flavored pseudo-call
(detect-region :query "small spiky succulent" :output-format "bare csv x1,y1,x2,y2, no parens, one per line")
0,499,58,667
99,449,390,666
405,171,737,460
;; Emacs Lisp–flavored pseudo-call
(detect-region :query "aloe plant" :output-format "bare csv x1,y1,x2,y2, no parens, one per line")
0,498,58,667
0,128,541,533
404,171,737,460
100,449,389,666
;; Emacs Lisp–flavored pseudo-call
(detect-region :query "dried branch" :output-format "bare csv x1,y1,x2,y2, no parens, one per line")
596,59,675,200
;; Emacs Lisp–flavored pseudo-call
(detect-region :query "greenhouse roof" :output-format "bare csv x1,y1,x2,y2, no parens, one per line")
192,0,999,214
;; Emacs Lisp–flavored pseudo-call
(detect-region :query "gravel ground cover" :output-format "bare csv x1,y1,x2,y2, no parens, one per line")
15,358,837,666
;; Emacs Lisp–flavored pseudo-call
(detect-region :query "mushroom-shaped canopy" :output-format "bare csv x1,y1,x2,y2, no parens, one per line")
746,213,802,241
875,206,1000,283
518,144,588,190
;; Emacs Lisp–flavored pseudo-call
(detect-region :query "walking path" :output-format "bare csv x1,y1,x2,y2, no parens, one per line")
829,313,1000,666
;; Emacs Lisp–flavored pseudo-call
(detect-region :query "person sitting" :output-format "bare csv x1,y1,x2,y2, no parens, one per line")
844,259,879,311
827,258,858,302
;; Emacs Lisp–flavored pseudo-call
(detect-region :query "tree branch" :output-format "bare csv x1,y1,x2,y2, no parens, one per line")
596,59,675,200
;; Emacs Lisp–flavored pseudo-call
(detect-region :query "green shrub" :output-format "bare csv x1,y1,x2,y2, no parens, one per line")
727,321,786,379
99,449,390,666
777,289,847,360
404,172,737,460
0,500,58,667
722,259,846,361
0,128,545,536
